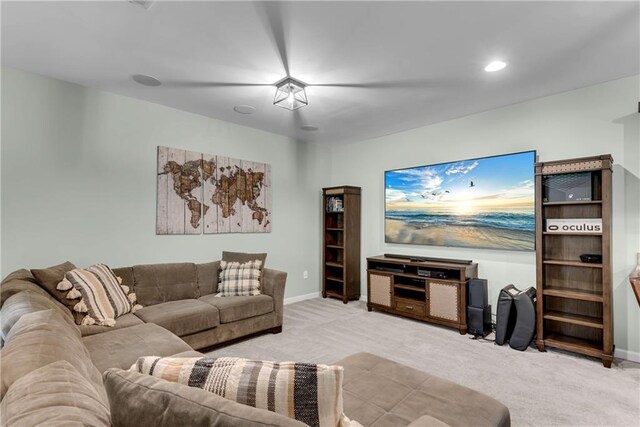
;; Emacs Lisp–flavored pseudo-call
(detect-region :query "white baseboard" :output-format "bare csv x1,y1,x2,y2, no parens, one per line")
284,292,321,305
615,348,640,363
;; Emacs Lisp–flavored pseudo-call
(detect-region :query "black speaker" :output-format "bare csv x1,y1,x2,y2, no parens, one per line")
468,304,492,336
468,278,488,308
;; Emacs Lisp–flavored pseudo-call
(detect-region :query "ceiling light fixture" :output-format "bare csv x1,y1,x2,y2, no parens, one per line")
484,61,507,72
274,77,308,111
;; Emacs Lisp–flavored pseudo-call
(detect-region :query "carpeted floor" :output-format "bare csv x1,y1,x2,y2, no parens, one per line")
207,297,640,426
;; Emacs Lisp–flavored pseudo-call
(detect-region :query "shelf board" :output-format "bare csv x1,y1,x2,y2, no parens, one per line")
542,200,602,206
543,260,603,268
325,276,344,282
326,244,343,249
326,228,343,231
324,290,344,298
387,271,462,284
543,232,602,236
543,311,603,329
394,284,426,293
544,334,602,358
325,262,344,268
325,211,344,214
543,286,603,302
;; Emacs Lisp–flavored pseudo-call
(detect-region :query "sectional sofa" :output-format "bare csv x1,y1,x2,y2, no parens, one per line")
0,261,510,427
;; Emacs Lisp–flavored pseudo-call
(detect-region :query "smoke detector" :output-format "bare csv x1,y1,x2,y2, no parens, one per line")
129,1,155,10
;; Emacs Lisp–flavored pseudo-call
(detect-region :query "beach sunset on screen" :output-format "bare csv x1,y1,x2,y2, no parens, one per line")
385,151,535,250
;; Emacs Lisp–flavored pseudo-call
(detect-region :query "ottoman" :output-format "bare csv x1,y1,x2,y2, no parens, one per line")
336,353,510,427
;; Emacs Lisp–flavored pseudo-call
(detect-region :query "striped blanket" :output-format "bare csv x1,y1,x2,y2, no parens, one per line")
132,356,356,427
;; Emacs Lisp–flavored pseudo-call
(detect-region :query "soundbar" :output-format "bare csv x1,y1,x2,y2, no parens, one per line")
383,253,472,265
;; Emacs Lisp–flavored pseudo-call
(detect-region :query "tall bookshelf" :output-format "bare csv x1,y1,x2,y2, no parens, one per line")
535,155,613,368
322,186,361,303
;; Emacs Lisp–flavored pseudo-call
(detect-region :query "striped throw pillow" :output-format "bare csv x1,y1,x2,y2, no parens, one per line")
132,356,352,427
216,260,262,297
61,264,135,326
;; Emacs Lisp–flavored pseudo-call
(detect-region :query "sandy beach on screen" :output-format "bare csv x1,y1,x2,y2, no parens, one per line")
385,218,534,250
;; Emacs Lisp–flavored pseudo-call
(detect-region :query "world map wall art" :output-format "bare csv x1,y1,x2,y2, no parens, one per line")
156,146,272,235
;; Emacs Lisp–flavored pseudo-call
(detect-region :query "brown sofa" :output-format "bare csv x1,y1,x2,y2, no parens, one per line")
0,264,510,427
1,262,285,351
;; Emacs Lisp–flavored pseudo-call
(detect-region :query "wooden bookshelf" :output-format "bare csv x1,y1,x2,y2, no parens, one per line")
322,186,361,303
535,155,613,368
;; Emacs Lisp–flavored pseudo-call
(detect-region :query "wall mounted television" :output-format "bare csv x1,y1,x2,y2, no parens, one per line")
385,150,536,251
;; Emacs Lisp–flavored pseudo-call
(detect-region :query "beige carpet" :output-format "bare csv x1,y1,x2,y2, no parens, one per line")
207,297,640,426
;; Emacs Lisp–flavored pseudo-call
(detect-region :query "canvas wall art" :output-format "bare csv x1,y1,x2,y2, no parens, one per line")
157,146,271,235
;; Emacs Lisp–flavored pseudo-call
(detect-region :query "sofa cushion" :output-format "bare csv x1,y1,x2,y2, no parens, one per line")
132,263,198,305
64,264,134,326
1,360,111,427
5,308,81,343
196,261,220,296
217,260,263,297
0,269,48,305
222,251,267,268
103,368,306,427
171,350,205,358
199,294,274,323
222,251,267,282
82,323,192,373
30,261,85,324
336,353,510,427
133,299,219,336
1,310,107,404
1,290,77,341
30,261,76,292
131,356,346,427
79,313,145,337
112,266,134,290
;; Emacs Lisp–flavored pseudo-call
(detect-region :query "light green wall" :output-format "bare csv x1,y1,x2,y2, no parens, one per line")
328,75,640,359
0,67,329,299
2,67,638,359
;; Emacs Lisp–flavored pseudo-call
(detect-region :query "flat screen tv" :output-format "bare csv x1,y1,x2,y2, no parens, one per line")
385,150,536,251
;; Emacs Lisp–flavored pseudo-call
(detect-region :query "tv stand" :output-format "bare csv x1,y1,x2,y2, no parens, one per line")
367,255,478,334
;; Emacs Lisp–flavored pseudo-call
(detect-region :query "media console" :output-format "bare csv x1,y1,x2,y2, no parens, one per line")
367,255,478,334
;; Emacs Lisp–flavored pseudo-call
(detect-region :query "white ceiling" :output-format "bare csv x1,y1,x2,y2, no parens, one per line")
2,1,639,145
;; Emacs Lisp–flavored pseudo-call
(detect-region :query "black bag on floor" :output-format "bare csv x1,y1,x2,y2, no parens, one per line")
495,284,518,345
509,287,537,351
495,285,537,350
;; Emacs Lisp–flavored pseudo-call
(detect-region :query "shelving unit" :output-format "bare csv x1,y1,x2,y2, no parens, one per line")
535,155,613,368
322,186,361,303
367,255,478,334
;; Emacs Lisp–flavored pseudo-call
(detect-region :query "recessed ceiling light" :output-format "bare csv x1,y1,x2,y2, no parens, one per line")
301,125,319,131
233,105,256,114
132,74,162,86
484,61,507,72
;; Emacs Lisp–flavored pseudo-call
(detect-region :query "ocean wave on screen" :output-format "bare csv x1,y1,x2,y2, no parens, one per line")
386,210,535,231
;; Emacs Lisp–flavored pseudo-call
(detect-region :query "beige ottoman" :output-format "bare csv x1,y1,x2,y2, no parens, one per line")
336,353,510,427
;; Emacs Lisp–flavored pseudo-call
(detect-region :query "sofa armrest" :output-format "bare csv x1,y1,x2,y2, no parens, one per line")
262,268,287,325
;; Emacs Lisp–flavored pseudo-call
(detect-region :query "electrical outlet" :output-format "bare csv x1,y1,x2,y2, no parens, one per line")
303,270,309,279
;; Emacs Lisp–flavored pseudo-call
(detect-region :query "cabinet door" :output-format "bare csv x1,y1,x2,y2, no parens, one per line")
428,281,459,322
369,272,392,307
